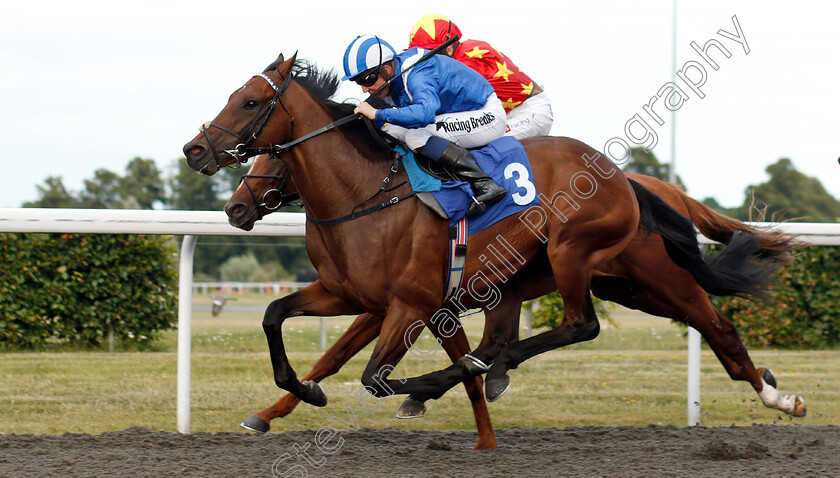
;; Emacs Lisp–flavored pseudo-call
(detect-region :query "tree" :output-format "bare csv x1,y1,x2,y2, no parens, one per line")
621,147,686,189
247,261,291,282
25,158,164,210
79,169,122,209
168,160,223,211
23,176,80,208
735,158,839,223
120,157,165,209
220,254,261,282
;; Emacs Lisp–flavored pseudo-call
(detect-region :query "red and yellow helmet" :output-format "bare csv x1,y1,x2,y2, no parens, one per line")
408,14,462,50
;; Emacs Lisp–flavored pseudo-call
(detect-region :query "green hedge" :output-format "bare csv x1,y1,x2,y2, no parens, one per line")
0,233,178,349
711,245,840,348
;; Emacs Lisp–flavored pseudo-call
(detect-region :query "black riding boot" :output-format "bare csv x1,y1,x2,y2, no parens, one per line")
422,138,507,216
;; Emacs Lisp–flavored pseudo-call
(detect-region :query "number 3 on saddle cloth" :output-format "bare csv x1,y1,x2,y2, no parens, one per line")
398,136,540,300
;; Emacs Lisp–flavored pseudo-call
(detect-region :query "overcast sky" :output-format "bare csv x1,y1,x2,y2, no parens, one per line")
1,1,837,209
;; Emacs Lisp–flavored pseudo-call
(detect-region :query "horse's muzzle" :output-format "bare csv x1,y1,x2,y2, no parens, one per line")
225,200,257,231
182,142,219,175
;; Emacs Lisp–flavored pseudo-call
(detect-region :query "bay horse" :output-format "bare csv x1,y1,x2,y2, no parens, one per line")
183,55,805,446
225,151,805,436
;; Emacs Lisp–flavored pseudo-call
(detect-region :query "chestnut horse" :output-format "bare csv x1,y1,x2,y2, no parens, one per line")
225,151,805,435
183,55,803,447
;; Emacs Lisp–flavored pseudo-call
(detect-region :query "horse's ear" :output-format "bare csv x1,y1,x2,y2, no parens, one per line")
276,51,298,78
264,53,286,74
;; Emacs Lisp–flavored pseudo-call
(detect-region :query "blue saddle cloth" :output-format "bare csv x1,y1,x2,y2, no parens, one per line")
400,136,540,234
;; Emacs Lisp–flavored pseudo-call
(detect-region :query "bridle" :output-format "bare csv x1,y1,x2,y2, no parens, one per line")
205,38,462,225
204,67,408,227
197,71,295,174
234,169,301,226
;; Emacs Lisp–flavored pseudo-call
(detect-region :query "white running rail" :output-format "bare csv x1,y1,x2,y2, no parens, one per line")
2,208,839,429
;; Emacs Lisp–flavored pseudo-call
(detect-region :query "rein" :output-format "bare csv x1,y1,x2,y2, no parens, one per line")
232,35,460,161
209,37,462,224
304,155,417,226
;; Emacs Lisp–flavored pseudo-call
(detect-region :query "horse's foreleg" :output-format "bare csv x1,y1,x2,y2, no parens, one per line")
242,312,383,433
262,281,359,405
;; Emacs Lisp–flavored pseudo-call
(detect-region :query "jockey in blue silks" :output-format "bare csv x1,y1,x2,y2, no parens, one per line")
343,34,507,216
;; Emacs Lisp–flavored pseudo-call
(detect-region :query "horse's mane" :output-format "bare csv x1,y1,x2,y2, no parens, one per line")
264,58,391,161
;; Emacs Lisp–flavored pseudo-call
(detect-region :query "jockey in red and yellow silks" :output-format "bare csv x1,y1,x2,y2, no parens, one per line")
409,14,554,140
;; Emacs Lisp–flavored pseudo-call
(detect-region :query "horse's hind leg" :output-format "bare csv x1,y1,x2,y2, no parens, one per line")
485,262,599,401
435,325,496,450
242,312,384,433
360,304,497,449
608,255,806,418
693,306,806,417
397,290,528,431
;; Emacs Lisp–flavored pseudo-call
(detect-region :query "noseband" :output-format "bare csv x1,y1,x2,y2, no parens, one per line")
198,72,295,173
235,169,301,224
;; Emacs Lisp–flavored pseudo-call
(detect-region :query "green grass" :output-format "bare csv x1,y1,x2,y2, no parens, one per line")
1,294,837,434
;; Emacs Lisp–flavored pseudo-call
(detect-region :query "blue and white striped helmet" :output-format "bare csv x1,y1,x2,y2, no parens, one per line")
342,35,396,81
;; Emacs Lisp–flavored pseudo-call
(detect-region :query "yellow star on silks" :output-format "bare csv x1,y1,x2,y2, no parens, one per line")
464,46,490,59
493,61,514,82
502,98,522,110
412,14,449,41
520,82,534,96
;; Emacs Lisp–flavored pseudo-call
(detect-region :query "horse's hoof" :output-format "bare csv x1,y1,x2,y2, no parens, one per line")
473,436,498,450
793,396,807,417
301,380,328,407
396,397,427,419
459,354,490,376
757,367,777,388
485,374,510,402
240,415,270,434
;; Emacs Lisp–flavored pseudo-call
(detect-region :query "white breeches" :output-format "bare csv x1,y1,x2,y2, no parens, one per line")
383,94,507,151
504,92,554,140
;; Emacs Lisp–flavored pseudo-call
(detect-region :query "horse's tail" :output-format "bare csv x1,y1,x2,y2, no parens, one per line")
628,178,776,299
661,181,803,264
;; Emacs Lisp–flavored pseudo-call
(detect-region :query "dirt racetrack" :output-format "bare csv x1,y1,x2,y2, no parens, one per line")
2,425,839,477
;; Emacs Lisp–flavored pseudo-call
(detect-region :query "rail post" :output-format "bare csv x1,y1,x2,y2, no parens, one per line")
177,235,198,434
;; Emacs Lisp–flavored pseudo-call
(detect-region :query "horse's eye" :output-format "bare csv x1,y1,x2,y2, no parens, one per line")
244,100,259,109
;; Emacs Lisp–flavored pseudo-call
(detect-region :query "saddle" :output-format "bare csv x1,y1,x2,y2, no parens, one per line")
361,118,539,232
362,119,453,220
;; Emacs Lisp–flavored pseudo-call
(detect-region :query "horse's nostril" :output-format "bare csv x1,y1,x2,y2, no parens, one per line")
183,142,206,159
228,203,245,217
